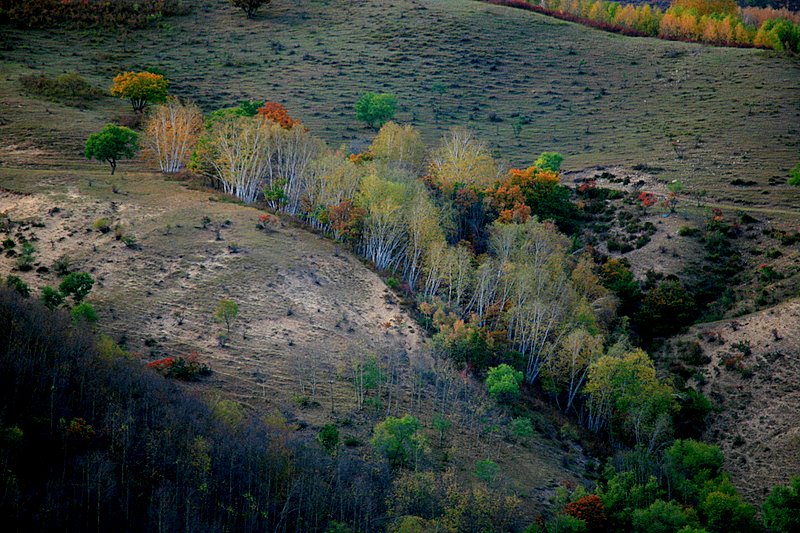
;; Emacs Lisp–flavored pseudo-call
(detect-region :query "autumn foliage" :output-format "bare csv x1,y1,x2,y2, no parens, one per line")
257,101,300,129
143,98,203,173
110,71,169,112
483,0,800,52
564,494,608,532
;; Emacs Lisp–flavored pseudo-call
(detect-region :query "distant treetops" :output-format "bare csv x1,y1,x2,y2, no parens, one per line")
487,0,800,52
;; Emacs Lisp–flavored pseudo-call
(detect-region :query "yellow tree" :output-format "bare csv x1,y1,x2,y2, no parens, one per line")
143,98,203,174
403,186,444,290
370,122,427,175
545,328,603,412
110,71,168,112
428,127,498,195
356,172,409,271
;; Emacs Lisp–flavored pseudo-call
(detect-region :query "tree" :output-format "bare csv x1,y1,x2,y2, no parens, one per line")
355,92,398,129
143,98,203,173
110,71,169,112
762,476,800,533
564,494,608,532
370,122,426,174
214,299,239,336
257,101,299,129
700,488,757,533
317,424,340,454
631,499,694,533
84,124,139,175
486,364,523,403
229,0,271,18
534,152,564,172
59,272,94,303
40,286,64,310
371,415,424,468
356,172,409,271
663,439,724,504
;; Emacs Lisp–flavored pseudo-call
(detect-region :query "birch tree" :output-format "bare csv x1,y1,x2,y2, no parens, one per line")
356,172,409,271
143,98,204,174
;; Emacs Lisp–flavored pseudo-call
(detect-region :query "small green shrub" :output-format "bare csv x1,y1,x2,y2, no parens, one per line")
317,424,340,454
486,364,524,404
93,217,112,233
678,226,699,237
59,272,94,302
71,301,98,323
386,277,400,290
474,459,500,484
40,286,64,309
6,275,30,297
511,417,534,439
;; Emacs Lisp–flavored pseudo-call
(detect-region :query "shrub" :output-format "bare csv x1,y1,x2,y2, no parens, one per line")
59,272,94,303
679,225,699,237
2,238,14,250
5,275,30,297
631,499,693,533
93,217,112,233
386,277,400,290
147,353,211,380
52,254,72,275
20,72,103,105
762,476,800,533
355,92,398,129
317,424,340,454
15,242,36,271
229,0,272,18
486,364,524,404
40,286,64,309
473,459,500,485
511,417,534,439
70,301,98,324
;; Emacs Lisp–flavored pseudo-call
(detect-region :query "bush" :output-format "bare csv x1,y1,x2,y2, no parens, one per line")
15,242,36,271
147,353,211,380
317,424,340,454
371,415,423,468
20,72,103,105
486,364,524,404
762,476,800,533
511,417,534,439
52,255,72,275
473,459,500,485
5,275,30,297
40,286,64,309
59,272,94,303
93,217,112,233
355,92,398,129
564,494,608,532
70,301,98,324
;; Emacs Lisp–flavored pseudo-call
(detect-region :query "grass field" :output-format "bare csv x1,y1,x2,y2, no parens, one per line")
1,0,799,210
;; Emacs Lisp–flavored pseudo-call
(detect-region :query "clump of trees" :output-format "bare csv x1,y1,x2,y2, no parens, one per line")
142,98,203,173
490,0,800,52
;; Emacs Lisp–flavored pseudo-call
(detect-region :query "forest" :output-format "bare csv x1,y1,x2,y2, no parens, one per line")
1,0,799,531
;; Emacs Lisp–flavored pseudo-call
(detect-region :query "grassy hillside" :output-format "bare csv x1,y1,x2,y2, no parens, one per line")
1,0,799,209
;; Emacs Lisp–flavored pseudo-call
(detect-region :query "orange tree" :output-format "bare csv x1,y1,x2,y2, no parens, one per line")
110,71,168,112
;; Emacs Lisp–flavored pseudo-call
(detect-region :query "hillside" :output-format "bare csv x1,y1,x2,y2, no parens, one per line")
1,0,799,208
1,0,800,530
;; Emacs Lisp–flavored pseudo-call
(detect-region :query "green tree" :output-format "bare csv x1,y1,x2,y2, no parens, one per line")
214,299,239,336
700,488,756,533
229,0,271,18
371,415,423,468
631,499,695,533
317,424,340,454
535,152,564,172
355,92,398,129
663,439,724,504
71,301,98,324
486,364,524,404
40,286,65,310
84,124,139,175
762,476,800,533
59,272,94,303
